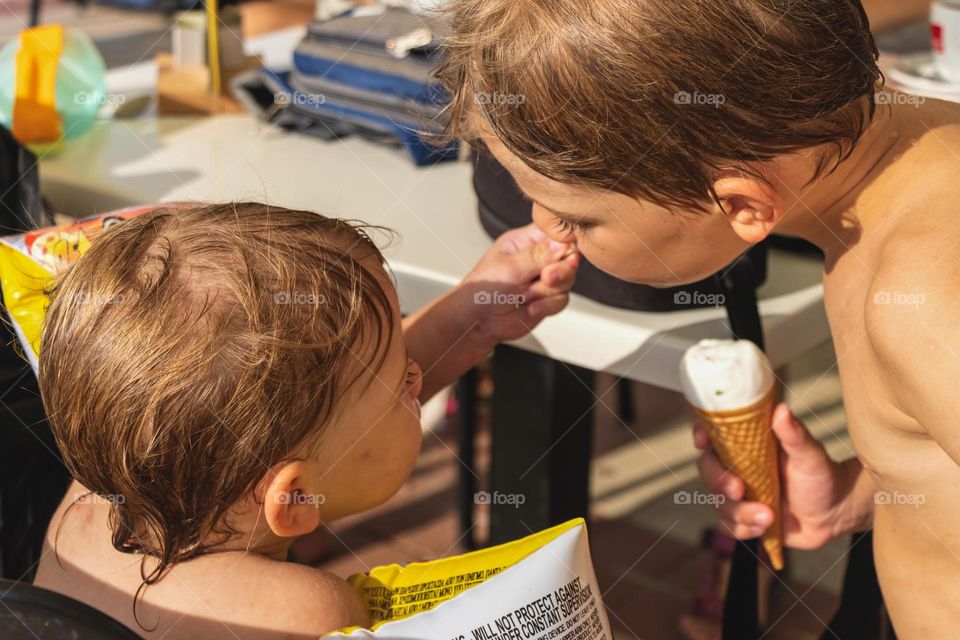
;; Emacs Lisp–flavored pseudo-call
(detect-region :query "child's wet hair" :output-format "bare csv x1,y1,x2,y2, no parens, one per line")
436,0,882,211
39,202,396,620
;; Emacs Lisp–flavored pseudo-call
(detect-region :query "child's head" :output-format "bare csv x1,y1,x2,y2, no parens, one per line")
39,203,423,577
438,0,881,284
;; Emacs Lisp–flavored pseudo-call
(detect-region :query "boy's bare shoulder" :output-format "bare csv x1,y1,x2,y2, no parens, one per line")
210,554,370,635
866,212,960,340
38,483,369,638
135,554,370,638
864,215,960,435
275,560,370,627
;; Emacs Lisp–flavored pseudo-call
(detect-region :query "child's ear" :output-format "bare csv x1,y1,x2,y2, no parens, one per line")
262,461,322,538
714,175,783,244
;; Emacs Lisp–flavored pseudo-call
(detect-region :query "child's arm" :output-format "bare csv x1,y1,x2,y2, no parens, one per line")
403,223,579,401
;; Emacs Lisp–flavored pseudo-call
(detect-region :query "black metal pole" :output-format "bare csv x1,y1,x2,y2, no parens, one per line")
717,252,765,640
29,0,41,27
487,345,593,546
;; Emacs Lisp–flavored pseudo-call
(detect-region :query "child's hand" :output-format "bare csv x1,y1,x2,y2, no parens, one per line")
403,224,578,400
458,223,579,344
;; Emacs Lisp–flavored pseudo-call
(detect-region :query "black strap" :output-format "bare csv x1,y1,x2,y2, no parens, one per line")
820,531,897,640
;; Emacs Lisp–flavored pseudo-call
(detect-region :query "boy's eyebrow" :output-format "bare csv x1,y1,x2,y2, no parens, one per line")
513,184,601,224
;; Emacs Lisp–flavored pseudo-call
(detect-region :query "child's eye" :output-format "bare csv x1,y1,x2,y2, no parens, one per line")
553,217,590,236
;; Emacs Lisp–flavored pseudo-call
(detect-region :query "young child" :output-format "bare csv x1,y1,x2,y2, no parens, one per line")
438,0,960,636
33,202,578,638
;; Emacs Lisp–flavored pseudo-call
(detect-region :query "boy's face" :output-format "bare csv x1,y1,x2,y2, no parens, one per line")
306,261,424,520
482,135,754,287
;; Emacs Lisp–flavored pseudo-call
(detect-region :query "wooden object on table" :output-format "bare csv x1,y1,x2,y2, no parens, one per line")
159,6,255,116
156,52,260,116
240,0,315,38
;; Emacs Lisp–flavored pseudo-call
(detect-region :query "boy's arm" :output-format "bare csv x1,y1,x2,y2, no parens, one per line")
403,224,578,401
868,258,960,466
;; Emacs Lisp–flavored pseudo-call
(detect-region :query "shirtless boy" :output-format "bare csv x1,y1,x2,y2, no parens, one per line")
438,0,960,635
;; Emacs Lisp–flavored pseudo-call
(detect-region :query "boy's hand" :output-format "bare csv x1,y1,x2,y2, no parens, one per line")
696,403,874,549
458,223,579,344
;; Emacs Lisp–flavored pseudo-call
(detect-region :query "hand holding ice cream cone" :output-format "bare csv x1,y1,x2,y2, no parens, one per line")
680,339,783,570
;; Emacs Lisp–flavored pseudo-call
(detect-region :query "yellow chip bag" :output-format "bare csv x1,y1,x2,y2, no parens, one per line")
325,518,612,640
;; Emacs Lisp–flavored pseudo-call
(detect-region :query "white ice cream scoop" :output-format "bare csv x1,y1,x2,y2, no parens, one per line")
679,339,774,411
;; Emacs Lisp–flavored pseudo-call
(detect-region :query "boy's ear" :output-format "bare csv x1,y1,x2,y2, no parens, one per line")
262,460,322,538
714,175,783,244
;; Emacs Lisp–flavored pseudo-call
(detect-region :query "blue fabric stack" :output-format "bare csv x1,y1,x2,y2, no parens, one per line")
233,5,458,166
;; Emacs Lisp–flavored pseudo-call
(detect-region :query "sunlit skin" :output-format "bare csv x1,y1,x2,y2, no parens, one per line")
35,224,579,639
483,96,960,638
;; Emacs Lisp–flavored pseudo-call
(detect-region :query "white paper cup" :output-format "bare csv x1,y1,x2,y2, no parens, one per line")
932,1,960,82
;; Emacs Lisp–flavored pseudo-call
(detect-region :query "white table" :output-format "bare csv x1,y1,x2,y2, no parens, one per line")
38,114,829,393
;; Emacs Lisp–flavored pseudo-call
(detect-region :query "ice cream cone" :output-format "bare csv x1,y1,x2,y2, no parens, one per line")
691,387,782,570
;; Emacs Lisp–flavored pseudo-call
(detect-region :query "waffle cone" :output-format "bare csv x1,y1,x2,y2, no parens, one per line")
692,388,782,570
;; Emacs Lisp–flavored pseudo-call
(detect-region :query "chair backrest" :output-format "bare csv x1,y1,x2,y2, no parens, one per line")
0,579,139,639
0,124,68,582
0,125,48,233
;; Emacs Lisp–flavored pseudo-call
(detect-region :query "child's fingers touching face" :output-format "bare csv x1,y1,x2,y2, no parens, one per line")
528,252,578,298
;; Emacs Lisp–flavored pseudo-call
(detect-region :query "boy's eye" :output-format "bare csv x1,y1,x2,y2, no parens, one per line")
552,217,590,236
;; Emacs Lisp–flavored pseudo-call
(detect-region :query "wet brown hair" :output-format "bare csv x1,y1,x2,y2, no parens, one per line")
436,0,882,210
38,203,395,610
